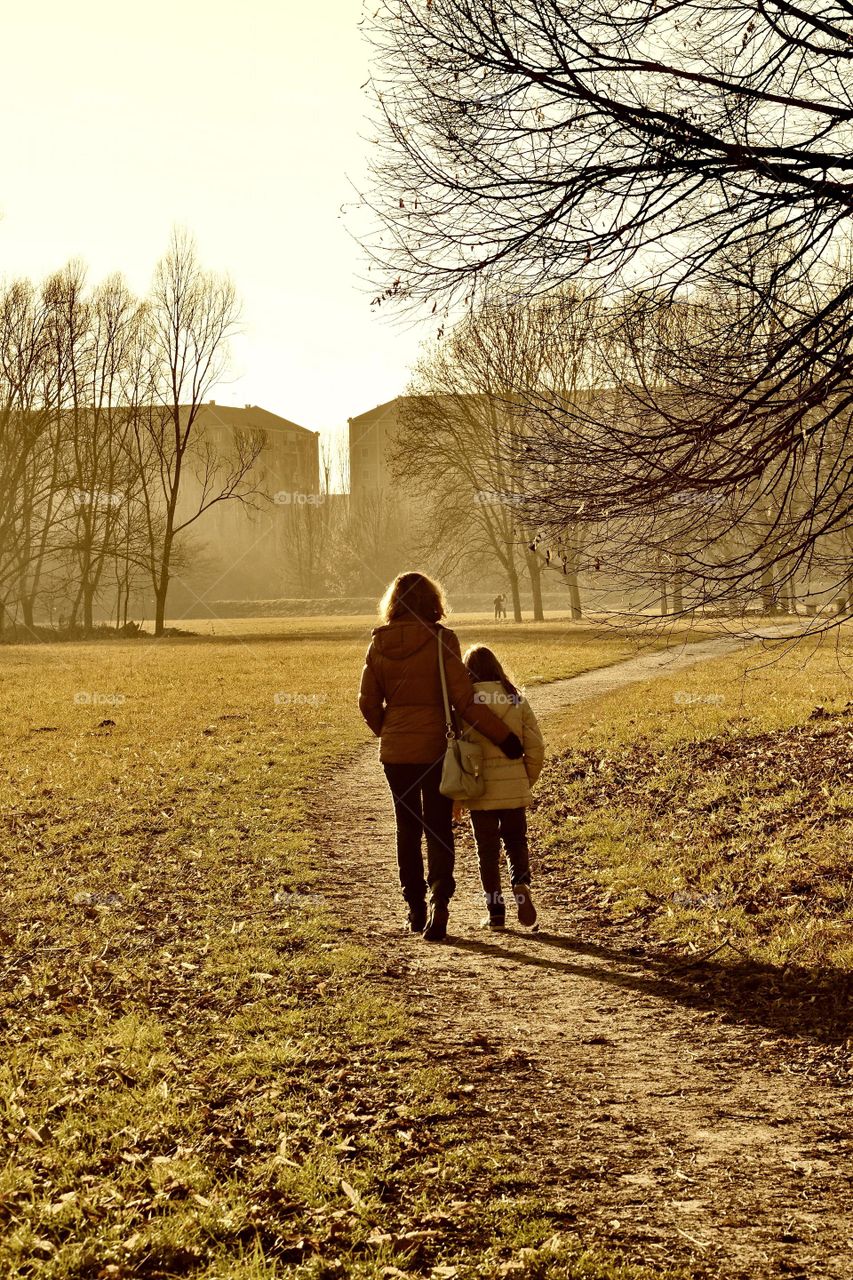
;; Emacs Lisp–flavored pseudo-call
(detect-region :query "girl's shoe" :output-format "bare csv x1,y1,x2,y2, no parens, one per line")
514,883,537,928
480,914,506,930
423,903,449,942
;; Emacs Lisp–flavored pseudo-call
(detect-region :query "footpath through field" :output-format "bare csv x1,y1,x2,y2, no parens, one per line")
319,630,852,1279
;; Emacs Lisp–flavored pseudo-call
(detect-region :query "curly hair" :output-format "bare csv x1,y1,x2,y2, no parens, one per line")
379,571,447,625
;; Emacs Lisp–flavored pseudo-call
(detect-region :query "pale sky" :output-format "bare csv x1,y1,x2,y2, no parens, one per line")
0,0,423,445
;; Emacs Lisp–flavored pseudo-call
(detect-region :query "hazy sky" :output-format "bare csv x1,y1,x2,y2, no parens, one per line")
1,0,423,443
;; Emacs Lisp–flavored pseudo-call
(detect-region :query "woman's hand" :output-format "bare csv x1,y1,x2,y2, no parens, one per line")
452,800,467,822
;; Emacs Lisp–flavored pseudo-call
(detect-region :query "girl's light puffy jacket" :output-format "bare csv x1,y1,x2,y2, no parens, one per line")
463,680,545,810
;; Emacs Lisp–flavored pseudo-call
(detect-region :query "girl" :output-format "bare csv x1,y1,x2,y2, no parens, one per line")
358,574,524,942
459,645,545,928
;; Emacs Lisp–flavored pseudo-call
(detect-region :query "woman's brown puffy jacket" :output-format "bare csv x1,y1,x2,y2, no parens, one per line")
358,621,514,764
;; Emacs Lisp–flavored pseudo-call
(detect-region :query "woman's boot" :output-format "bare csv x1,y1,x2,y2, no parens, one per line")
423,901,449,941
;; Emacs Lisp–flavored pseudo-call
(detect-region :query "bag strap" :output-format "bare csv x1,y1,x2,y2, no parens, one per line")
436,630,457,739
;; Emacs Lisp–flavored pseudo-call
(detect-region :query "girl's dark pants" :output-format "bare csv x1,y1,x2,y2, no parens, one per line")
470,807,531,920
383,759,455,908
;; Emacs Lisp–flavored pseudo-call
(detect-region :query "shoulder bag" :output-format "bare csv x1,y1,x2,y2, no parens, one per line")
437,631,486,800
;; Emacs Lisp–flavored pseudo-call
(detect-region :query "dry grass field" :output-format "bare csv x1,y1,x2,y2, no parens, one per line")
3,615,848,1278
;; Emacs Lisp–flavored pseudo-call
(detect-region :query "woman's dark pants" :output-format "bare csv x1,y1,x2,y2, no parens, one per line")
383,759,455,908
470,808,531,921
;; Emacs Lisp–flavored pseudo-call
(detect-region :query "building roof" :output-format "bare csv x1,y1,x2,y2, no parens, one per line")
198,402,318,436
348,397,404,428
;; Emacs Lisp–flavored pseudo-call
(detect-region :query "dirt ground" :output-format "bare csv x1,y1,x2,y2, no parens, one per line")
317,635,852,1279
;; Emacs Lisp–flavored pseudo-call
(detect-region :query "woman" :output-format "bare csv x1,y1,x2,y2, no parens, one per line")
358,572,523,942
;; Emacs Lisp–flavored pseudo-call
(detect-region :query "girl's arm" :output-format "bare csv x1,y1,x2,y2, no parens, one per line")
521,700,546,785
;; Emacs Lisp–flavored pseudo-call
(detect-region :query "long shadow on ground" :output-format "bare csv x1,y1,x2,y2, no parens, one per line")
449,931,852,1045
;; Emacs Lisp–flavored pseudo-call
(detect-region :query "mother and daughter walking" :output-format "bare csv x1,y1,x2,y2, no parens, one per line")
358,571,545,942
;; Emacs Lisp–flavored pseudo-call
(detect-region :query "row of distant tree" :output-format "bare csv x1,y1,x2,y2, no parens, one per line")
390,283,853,621
276,445,417,603
0,231,262,637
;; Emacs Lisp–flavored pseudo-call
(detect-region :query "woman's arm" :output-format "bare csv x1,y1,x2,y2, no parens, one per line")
358,646,385,736
441,629,519,750
521,700,545,785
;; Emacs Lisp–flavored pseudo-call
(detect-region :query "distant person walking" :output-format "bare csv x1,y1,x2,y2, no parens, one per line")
359,572,524,941
493,592,507,621
457,644,545,929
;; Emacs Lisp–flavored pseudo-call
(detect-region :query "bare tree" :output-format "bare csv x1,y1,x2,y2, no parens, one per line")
515,278,853,621
0,277,59,632
366,1,853,622
141,230,262,636
278,440,344,596
393,307,551,620
344,484,417,595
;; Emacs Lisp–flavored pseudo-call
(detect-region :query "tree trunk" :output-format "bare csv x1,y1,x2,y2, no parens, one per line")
759,564,776,615
525,549,545,621
20,596,35,630
508,563,522,622
154,523,176,637
566,569,582,620
154,578,169,637
83,584,96,634
660,575,668,616
672,571,684,614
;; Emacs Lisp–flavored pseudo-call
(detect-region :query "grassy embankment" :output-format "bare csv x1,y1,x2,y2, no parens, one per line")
1,616,705,1280
536,629,853,973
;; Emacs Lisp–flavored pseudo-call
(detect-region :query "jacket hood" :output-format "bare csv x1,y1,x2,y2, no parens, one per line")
372,619,440,661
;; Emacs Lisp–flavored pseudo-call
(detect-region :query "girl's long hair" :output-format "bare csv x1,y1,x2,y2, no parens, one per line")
379,571,447,625
462,644,522,704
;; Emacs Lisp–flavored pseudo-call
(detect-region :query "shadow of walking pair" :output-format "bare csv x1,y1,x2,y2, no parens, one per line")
449,930,852,1047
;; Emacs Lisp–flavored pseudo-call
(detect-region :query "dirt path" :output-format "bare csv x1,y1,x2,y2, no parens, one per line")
318,634,852,1279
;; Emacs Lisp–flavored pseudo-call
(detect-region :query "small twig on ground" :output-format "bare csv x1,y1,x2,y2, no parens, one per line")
665,937,749,970
675,1226,710,1250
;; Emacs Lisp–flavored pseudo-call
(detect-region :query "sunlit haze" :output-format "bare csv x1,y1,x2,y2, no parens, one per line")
1,0,421,447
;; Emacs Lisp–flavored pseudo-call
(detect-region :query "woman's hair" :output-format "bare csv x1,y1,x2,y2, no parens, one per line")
462,644,521,704
379,572,447,625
